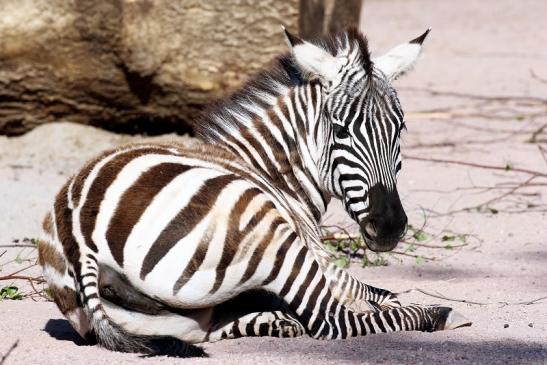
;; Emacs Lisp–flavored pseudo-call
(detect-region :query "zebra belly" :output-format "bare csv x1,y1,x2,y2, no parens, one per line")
85,154,290,309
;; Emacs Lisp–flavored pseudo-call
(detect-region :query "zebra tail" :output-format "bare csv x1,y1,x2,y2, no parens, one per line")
42,210,205,357
81,248,206,357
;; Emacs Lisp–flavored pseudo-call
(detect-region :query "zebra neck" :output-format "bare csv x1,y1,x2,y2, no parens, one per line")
209,83,330,225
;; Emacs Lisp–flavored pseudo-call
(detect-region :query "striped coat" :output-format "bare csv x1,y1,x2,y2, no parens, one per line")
39,28,470,357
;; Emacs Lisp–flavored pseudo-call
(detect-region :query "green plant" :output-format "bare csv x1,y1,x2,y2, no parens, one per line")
415,255,426,264
413,230,428,241
362,254,388,268
43,287,54,299
406,224,429,242
334,256,350,269
0,286,23,300
324,238,356,268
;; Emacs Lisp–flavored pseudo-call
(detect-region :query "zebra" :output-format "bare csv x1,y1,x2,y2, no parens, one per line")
38,27,471,357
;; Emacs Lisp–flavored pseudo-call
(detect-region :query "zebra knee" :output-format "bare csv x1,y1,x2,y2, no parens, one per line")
48,284,91,339
39,239,93,340
380,291,401,309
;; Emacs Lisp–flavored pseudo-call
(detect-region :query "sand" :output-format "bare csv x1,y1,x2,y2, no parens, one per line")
1,0,546,364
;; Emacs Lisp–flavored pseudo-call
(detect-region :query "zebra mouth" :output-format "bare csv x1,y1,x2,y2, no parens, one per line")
360,222,400,253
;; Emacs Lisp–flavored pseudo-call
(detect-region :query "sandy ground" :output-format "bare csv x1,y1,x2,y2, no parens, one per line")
1,0,547,364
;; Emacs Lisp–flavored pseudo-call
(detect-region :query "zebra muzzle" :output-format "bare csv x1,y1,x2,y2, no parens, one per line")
359,219,401,253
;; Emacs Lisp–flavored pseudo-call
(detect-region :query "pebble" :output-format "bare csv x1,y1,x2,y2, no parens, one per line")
504,324,509,328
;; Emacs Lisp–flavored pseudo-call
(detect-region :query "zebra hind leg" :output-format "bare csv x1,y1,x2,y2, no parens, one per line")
98,264,168,315
79,254,206,357
96,274,304,343
207,311,305,342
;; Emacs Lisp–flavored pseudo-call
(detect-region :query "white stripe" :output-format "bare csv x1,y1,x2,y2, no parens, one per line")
123,167,225,283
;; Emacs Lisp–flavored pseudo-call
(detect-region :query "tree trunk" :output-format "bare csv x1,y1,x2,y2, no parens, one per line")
0,0,298,135
299,0,363,39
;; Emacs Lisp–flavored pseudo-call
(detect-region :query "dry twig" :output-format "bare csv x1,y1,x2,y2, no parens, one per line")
530,69,547,85
0,340,19,365
397,287,547,307
0,275,44,283
403,154,547,178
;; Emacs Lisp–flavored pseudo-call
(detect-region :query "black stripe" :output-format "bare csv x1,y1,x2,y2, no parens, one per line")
262,232,297,285
391,308,403,330
246,312,261,335
140,174,236,280
289,260,319,311
384,310,395,331
107,163,192,267
80,147,173,253
278,247,307,298
172,224,217,294
238,217,284,285
211,190,271,294
232,320,242,337
364,314,376,334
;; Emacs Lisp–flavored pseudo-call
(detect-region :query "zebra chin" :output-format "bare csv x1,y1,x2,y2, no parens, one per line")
360,227,401,252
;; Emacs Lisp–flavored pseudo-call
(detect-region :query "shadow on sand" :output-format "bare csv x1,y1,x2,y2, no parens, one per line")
212,334,547,365
43,320,547,364
43,319,91,346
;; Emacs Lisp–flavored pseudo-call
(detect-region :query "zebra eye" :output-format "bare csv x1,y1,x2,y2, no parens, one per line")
333,124,350,139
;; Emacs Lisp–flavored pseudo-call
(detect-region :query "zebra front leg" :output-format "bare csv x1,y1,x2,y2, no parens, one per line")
206,311,305,342
264,245,471,339
324,263,401,312
312,246,401,312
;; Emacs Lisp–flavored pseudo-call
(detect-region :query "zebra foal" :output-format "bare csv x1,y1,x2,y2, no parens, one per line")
39,27,470,357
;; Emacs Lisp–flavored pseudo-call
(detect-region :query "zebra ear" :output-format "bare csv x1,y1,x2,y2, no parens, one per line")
373,28,431,81
283,27,340,81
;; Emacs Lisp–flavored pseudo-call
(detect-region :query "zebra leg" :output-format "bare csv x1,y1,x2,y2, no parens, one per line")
97,269,305,342
98,264,168,315
324,263,401,312
312,246,400,312
207,311,305,342
264,244,471,339
77,253,206,356
38,235,95,343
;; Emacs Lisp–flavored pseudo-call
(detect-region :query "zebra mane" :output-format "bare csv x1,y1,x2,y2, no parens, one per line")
195,28,372,143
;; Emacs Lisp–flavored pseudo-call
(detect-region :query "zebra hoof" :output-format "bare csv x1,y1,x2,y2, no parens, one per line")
437,308,472,331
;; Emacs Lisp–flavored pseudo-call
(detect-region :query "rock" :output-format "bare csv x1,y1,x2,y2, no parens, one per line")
0,0,298,135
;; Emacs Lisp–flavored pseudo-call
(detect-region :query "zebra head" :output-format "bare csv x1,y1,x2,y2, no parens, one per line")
285,28,430,252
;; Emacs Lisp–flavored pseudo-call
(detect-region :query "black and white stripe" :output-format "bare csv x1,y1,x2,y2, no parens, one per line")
39,27,469,357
